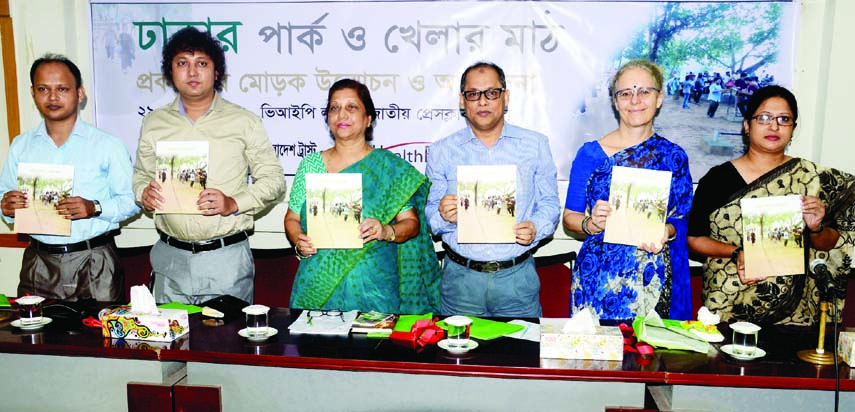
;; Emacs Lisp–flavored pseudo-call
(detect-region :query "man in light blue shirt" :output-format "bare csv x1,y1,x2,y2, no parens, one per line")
425,62,560,317
0,54,139,301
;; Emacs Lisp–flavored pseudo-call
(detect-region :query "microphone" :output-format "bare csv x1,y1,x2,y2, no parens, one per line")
811,258,834,300
811,258,832,281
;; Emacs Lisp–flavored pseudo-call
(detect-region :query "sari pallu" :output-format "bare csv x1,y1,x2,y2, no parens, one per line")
572,134,694,320
702,158,855,325
290,149,441,314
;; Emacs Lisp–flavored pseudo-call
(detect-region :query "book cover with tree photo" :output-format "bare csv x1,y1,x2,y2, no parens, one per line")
305,173,362,249
740,195,804,279
155,141,209,214
604,166,672,247
457,165,517,244
14,163,74,236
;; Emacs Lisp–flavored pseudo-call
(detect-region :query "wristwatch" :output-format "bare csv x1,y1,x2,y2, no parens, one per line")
93,200,102,217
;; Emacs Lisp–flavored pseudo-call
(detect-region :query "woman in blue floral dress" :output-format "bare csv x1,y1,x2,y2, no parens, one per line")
562,60,694,320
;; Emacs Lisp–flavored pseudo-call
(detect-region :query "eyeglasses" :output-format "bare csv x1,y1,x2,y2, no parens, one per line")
751,114,795,126
613,87,659,101
461,88,505,101
306,309,344,325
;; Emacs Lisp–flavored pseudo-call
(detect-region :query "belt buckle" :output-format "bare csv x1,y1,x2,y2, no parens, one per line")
481,261,501,273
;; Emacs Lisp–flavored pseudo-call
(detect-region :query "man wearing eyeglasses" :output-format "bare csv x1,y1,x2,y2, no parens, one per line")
425,61,560,317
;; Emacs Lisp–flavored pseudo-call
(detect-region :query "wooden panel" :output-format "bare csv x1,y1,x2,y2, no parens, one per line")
0,233,29,248
1,4,21,142
127,382,173,412
174,385,221,412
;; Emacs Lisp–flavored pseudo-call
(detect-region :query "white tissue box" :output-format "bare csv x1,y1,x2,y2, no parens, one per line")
100,306,190,342
540,318,623,361
838,330,855,366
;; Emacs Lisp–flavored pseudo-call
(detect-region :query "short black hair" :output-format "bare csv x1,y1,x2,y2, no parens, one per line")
459,61,506,93
161,27,227,93
741,85,799,154
324,78,377,141
30,54,82,89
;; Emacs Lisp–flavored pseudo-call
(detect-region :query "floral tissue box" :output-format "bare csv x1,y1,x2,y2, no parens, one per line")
100,306,189,342
540,318,623,361
838,330,855,366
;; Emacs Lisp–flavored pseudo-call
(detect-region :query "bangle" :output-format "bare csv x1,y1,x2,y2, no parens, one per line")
581,216,595,236
388,225,397,242
294,245,308,259
807,223,824,235
730,246,743,264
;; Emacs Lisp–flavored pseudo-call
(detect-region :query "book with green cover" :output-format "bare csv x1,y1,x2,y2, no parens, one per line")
351,311,398,334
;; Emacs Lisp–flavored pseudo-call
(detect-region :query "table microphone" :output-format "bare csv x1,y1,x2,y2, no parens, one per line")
810,258,833,301
810,258,832,281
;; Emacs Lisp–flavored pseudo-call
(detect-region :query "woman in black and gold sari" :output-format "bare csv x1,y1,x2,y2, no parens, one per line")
688,85,855,325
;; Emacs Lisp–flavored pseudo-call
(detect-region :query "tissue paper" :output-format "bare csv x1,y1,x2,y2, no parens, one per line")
130,285,158,314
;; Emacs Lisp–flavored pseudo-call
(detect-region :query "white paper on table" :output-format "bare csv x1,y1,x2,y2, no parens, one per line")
506,320,540,342
288,310,358,335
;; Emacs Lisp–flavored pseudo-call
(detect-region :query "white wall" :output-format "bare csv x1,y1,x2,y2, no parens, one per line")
0,0,852,295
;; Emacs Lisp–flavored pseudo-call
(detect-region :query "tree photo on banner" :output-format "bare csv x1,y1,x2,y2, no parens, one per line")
89,0,794,181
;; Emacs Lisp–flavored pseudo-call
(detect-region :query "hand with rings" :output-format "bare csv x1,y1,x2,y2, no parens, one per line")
359,218,385,243
197,188,238,216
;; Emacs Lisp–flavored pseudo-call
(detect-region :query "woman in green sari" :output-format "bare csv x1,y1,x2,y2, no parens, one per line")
688,85,855,325
284,79,440,314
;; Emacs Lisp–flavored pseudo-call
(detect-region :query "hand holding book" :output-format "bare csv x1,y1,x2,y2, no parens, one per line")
198,188,238,217
1,190,28,218
56,196,97,220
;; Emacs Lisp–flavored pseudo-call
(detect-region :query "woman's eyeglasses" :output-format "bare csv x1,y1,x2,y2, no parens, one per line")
461,88,505,101
751,114,795,126
613,87,659,101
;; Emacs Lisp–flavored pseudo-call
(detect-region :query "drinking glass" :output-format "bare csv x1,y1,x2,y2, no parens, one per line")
444,315,472,348
242,304,270,338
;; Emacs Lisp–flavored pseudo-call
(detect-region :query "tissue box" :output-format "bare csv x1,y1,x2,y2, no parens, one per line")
100,306,189,342
838,330,855,366
540,318,623,361
106,335,190,351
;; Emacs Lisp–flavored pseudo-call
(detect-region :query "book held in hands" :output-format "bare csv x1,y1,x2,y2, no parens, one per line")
740,195,804,279
603,166,672,247
14,163,74,236
155,141,209,214
305,173,363,249
457,165,517,244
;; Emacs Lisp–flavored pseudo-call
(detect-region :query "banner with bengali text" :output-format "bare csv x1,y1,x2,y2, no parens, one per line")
89,1,795,180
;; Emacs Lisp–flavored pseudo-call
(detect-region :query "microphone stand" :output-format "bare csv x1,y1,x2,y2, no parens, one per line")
797,301,835,365
798,257,835,365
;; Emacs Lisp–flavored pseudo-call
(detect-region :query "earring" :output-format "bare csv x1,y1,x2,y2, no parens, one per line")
503,106,509,114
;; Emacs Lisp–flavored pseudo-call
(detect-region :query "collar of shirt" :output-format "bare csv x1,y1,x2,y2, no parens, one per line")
176,93,217,122
34,118,86,148
462,124,520,148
